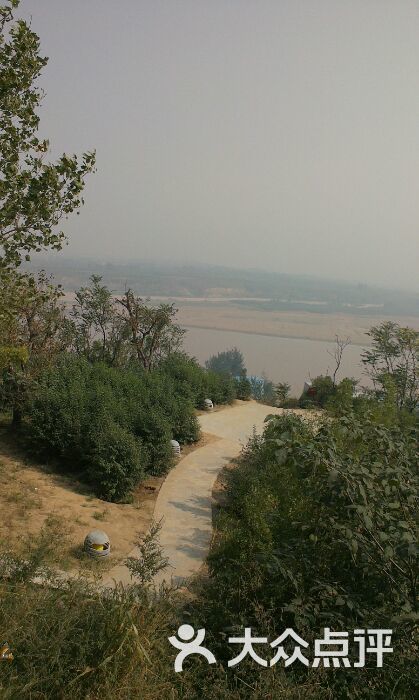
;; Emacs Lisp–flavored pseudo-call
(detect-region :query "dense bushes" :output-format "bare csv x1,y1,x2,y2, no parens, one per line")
87,417,147,501
198,411,418,698
160,352,237,406
23,352,240,500
24,355,201,500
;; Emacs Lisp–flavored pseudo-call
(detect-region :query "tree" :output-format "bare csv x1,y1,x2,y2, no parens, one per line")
70,275,129,366
0,268,69,421
0,0,95,268
205,347,245,376
361,322,418,412
117,290,185,371
328,335,351,386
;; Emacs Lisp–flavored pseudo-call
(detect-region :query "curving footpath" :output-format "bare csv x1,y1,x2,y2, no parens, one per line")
104,401,285,587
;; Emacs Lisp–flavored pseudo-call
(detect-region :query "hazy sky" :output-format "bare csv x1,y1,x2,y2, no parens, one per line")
19,1,419,290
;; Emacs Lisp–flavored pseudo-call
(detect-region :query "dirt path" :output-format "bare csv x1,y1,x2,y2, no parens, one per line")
104,401,288,587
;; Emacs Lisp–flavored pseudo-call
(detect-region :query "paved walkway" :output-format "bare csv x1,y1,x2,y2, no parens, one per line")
104,401,285,587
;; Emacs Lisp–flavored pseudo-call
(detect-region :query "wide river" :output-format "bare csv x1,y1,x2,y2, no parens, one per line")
183,326,369,395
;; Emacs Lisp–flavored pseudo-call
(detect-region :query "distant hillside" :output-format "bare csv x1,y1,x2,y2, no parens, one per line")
28,258,419,318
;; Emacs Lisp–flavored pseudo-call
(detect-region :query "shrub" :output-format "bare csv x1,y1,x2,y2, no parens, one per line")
203,370,236,405
281,397,300,408
132,408,173,476
25,354,91,461
24,354,200,499
299,374,336,408
87,418,147,501
161,352,237,407
199,411,418,698
234,374,252,400
326,377,356,415
160,352,207,402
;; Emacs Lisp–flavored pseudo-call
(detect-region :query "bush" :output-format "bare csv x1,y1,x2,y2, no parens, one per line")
326,377,356,415
132,408,173,477
161,352,237,407
203,370,236,405
281,397,300,408
87,417,147,501
25,354,91,460
24,355,200,500
199,411,418,698
299,374,336,408
234,374,252,400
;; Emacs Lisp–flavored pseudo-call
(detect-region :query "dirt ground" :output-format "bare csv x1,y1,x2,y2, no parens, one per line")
0,432,216,571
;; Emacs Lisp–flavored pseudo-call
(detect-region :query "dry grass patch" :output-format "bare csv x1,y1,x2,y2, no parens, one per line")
0,432,216,573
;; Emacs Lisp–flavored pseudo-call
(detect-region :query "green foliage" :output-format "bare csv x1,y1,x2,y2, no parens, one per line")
310,374,335,406
205,346,245,376
281,396,300,408
299,374,335,407
234,373,252,400
362,321,419,412
204,368,236,405
0,527,326,700
0,524,178,700
199,411,418,698
87,417,147,501
0,268,71,421
326,377,357,416
118,289,185,371
161,352,237,407
0,344,28,369
275,381,291,405
131,407,173,477
24,355,201,500
0,1,95,267
70,274,130,366
125,519,169,585
69,277,186,371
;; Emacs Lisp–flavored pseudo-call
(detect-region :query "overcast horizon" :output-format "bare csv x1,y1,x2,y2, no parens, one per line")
19,1,419,292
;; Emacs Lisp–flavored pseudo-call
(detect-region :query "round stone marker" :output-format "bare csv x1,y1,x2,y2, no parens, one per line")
84,529,110,558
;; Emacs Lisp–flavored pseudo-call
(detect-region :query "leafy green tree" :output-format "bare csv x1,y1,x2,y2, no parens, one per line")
0,0,95,268
117,290,184,371
0,268,69,422
205,346,245,376
362,321,418,412
70,275,129,366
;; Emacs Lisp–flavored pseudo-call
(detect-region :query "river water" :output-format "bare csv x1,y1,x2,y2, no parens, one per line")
183,326,368,395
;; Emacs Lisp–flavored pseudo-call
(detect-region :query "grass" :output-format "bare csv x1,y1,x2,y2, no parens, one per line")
92,508,109,521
